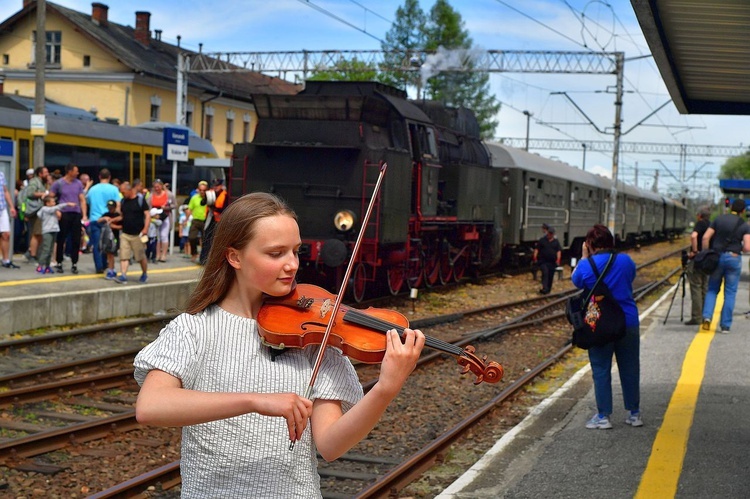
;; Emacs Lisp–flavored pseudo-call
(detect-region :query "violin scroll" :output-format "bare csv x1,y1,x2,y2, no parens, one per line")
457,345,504,385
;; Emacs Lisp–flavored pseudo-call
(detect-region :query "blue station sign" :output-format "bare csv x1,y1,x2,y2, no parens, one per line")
163,127,189,162
0,138,13,157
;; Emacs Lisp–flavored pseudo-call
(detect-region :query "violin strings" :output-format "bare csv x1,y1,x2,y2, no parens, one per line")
343,309,463,356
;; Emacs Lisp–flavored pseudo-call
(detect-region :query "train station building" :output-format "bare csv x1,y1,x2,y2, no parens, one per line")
0,1,298,163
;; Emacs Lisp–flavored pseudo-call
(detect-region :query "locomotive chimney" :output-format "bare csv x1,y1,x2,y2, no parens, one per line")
134,11,151,46
92,3,108,27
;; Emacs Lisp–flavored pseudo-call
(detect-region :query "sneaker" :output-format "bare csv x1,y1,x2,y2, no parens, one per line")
114,274,128,284
44,266,54,274
625,412,643,427
701,320,711,331
720,327,730,334
36,265,43,273
1,261,20,269
139,273,148,284
104,269,117,280
55,264,63,274
585,414,613,429
71,265,78,275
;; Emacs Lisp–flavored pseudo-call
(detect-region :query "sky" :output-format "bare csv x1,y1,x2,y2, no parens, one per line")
2,0,748,200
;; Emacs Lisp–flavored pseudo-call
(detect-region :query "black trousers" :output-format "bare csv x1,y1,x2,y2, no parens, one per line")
540,261,557,292
56,211,82,265
199,219,217,265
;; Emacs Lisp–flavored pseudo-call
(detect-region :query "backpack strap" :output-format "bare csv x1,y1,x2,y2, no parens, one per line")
584,253,616,304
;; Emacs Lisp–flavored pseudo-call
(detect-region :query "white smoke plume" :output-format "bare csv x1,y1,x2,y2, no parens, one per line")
419,46,484,88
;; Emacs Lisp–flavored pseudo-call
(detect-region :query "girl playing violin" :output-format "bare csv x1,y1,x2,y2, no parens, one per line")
133,192,425,497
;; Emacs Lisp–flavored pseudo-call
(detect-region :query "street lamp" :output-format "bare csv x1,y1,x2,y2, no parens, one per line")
523,110,532,151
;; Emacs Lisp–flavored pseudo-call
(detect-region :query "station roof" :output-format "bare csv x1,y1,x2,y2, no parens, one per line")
631,0,750,115
719,179,750,195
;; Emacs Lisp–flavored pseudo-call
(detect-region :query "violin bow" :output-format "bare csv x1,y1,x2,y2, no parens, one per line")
290,162,387,450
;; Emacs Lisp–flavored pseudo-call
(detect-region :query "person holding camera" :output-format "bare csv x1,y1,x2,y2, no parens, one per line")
572,224,640,430
685,208,711,325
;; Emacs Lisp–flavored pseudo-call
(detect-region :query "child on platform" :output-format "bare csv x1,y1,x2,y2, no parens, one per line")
36,195,75,274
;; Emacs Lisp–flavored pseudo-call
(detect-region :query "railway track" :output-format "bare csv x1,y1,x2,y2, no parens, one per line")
0,244,685,496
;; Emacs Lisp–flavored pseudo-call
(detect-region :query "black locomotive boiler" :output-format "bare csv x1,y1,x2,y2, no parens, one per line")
230,81,688,301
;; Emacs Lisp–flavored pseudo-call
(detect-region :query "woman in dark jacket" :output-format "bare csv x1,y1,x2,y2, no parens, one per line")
571,224,641,430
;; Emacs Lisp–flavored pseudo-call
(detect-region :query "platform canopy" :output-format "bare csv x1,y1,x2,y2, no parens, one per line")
719,179,750,195
631,0,750,115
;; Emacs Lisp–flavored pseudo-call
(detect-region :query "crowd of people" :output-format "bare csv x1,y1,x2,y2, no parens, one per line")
1,163,227,281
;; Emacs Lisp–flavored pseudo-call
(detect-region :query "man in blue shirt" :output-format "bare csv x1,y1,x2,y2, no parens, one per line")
86,168,120,274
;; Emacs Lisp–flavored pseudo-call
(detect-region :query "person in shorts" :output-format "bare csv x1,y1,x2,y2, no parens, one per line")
0,170,19,268
114,180,150,284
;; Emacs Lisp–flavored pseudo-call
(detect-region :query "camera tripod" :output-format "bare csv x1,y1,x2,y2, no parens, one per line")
663,265,689,325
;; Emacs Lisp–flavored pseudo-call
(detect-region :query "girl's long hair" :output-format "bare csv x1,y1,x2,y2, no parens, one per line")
184,192,297,314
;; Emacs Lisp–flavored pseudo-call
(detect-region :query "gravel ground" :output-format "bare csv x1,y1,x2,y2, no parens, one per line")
0,238,685,497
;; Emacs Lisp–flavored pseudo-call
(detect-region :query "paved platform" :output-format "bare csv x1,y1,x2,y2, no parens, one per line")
0,251,202,337
438,257,750,498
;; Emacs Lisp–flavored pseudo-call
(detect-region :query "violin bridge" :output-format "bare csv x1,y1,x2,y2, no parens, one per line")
319,298,333,318
297,295,314,309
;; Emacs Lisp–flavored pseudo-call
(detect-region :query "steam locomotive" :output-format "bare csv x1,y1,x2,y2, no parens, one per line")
230,81,688,301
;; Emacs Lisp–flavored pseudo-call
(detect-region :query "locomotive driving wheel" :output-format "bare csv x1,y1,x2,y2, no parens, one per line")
351,262,368,303
452,246,469,282
406,242,424,289
438,247,453,285
386,265,405,296
422,238,440,288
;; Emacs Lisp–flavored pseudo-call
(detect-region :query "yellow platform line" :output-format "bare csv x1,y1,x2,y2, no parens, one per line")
0,266,200,287
635,286,723,498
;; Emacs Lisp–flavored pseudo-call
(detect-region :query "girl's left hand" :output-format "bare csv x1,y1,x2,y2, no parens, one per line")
378,328,425,396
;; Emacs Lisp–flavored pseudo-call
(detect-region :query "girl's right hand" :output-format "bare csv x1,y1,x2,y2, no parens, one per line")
253,393,313,442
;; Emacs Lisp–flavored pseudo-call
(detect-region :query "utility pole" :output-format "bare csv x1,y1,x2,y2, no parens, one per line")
607,52,624,237
33,0,46,169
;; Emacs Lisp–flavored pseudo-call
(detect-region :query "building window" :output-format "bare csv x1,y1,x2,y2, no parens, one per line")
150,95,162,122
225,118,234,143
185,110,193,129
243,121,250,143
2,54,8,64
83,55,90,67
205,115,213,140
32,31,62,66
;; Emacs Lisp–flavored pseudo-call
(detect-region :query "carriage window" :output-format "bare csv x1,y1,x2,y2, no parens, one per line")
537,179,543,189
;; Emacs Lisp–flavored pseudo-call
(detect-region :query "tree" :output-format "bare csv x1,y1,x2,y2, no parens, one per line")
421,0,500,138
719,153,750,179
378,0,500,137
308,57,378,81
379,0,426,91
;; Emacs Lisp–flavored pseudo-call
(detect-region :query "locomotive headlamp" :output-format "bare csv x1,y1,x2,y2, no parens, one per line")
334,210,356,232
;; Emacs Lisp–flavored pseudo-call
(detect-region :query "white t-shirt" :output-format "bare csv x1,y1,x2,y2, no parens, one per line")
134,305,363,498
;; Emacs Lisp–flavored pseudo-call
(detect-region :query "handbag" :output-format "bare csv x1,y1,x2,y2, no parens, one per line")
694,217,745,274
565,253,626,350
693,249,719,274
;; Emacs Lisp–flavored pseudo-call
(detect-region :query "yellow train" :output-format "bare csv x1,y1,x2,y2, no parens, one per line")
0,106,221,197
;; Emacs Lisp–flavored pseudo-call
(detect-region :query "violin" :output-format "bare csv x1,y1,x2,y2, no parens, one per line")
257,283,504,385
